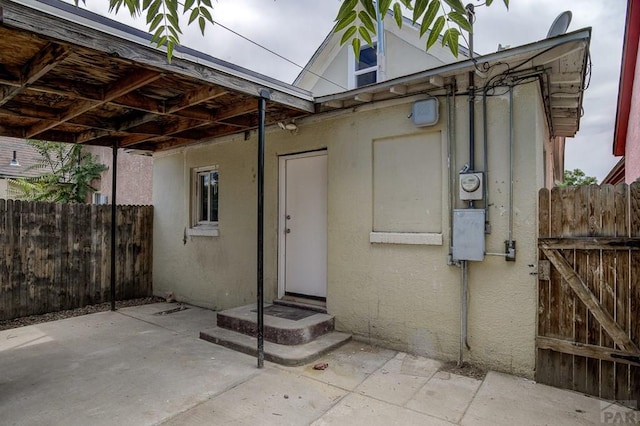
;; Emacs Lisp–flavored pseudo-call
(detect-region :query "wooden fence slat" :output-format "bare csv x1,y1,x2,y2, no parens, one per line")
542,248,639,354
0,200,152,321
537,188,552,385
600,185,617,400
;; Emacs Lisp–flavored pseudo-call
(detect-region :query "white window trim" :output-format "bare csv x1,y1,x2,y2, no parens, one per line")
348,44,378,90
190,165,219,237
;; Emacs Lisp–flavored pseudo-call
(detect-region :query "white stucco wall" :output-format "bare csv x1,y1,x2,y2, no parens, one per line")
153,82,544,377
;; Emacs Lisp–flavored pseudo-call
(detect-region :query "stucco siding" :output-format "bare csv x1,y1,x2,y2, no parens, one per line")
153,83,544,377
626,44,640,182
86,146,153,205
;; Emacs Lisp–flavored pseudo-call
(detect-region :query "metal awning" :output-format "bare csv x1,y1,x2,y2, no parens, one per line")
0,0,314,152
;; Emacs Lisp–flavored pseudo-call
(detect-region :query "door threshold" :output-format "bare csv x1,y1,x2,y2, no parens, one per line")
274,296,327,314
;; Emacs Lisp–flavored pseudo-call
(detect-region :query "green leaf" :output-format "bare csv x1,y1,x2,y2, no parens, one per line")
426,15,445,50
183,0,195,12
393,3,403,28
443,0,465,14
358,26,374,47
149,14,164,32
419,0,440,37
379,0,393,16
359,10,376,33
201,0,213,7
340,25,358,45
166,13,181,33
199,6,213,23
188,7,199,24
145,0,161,23
413,0,429,23
151,25,165,43
199,16,206,35
448,11,472,33
360,0,376,17
503,0,509,9
167,41,174,62
399,0,413,10
352,37,361,62
335,10,357,32
336,0,358,22
485,0,493,5
442,27,459,56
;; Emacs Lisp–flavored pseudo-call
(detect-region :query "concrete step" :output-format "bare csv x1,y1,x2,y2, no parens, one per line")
200,326,352,366
216,303,334,345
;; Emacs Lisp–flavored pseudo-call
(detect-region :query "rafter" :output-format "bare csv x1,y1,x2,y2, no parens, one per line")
26,69,163,138
0,42,71,108
165,86,227,114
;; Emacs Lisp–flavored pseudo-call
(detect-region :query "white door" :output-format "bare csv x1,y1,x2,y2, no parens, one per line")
278,151,327,299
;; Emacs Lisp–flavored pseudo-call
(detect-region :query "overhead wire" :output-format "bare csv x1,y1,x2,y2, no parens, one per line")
211,20,348,91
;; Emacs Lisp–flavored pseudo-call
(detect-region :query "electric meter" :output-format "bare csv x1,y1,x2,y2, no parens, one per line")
459,172,483,201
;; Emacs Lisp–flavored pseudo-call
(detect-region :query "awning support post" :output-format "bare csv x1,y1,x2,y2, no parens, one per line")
110,141,118,311
257,89,270,368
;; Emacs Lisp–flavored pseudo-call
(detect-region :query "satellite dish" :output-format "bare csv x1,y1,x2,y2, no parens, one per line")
546,11,572,38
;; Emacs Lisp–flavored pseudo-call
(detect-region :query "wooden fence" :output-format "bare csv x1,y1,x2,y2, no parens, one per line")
537,183,639,403
0,200,153,321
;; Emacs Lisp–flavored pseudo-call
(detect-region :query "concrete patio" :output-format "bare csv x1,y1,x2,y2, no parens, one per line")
0,303,636,425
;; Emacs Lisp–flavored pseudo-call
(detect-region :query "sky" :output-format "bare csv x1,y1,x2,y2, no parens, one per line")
71,0,628,181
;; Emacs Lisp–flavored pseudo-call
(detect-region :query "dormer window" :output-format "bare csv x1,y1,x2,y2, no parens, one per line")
349,44,377,89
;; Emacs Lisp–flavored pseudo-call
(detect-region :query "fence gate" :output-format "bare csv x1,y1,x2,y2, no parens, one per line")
537,184,640,403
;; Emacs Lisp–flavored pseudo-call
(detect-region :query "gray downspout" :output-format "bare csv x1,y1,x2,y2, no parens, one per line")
483,89,490,233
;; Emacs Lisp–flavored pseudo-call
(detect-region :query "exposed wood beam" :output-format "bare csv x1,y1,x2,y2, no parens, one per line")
0,43,71,107
110,92,164,114
322,100,343,109
26,69,163,138
76,112,161,144
550,99,579,109
354,93,373,102
166,86,227,114
390,85,408,95
549,72,582,85
429,76,444,87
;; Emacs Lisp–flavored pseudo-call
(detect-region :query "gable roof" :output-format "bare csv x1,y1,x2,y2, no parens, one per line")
293,9,470,89
315,28,591,139
613,0,640,156
0,0,314,153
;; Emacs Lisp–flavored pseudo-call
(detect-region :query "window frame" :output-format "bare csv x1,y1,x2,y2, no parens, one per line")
348,43,378,89
190,165,219,236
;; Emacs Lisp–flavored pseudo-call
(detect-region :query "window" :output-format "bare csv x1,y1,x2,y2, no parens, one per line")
190,166,219,236
349,45,378,89
93,193,108,205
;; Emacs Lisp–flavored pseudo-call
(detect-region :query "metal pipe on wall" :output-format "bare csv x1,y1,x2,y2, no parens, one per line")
508,86,514,244
256,89,270,368
482,89,490,232
110,141,118,311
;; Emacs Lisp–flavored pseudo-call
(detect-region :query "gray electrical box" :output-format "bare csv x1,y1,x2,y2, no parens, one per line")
452,209,485,261
412,98,439,127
